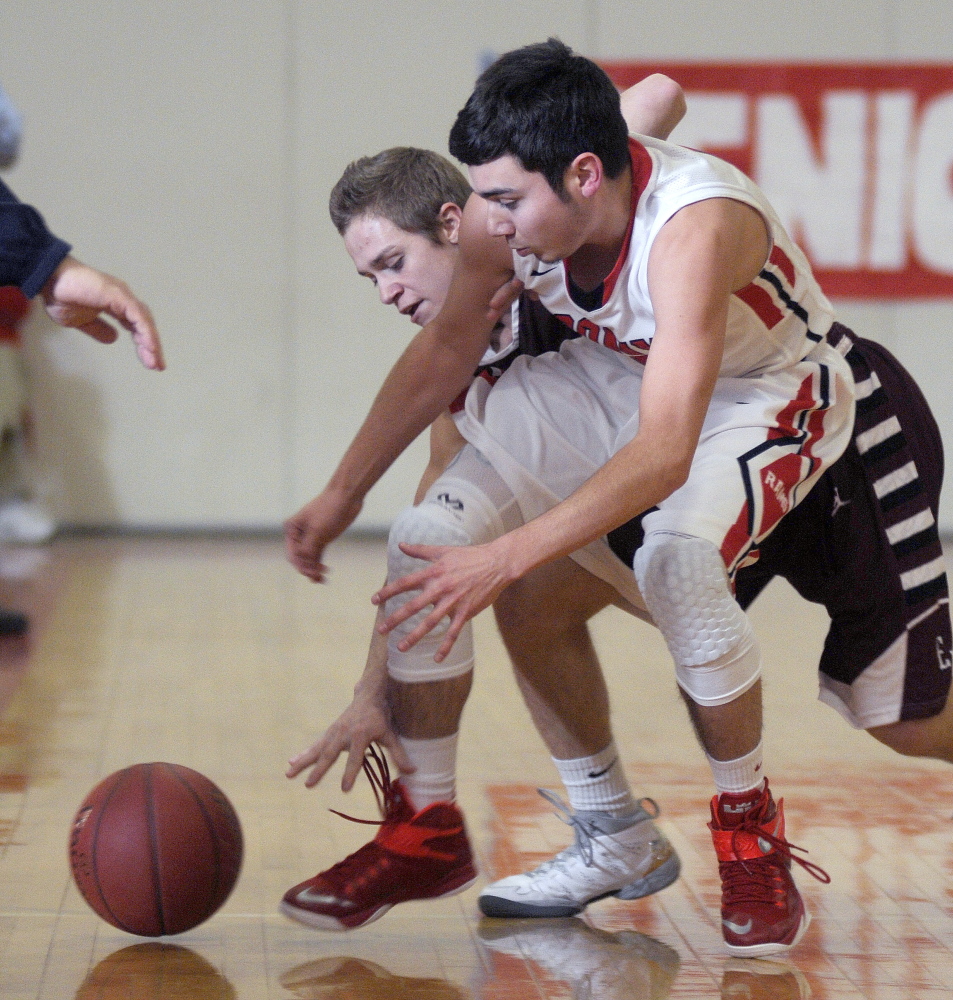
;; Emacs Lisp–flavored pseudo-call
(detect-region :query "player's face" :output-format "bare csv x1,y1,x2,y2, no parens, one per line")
469,155,586,263
343,213,458,327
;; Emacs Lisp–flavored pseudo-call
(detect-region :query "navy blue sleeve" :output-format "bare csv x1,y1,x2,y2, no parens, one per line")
0,177,71,297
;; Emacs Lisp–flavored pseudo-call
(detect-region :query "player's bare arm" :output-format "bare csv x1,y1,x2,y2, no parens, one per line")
284,203,515,582
620,74,686,141
374,197,770,660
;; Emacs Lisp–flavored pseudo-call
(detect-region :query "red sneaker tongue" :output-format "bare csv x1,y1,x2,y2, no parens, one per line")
717,790,762,828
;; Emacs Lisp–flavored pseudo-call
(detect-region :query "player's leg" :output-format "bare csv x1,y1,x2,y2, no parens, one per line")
634,529,826,958
282,446,521,930
868,693,953,762
795,335,953,766
478,557,680,918
631,340,853,958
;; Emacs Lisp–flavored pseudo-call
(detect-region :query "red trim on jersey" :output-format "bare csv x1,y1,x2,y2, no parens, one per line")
734,282,784,330
770,245,796,288
562,138,653,306
721,372,826,575
600,139,653,303
721,504,753,578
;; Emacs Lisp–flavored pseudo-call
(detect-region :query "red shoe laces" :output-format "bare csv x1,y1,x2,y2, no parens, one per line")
328,744,400,827
727,797,831,889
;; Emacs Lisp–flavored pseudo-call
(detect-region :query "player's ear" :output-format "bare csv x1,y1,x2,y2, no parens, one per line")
566,152,604,199
437,202,464,245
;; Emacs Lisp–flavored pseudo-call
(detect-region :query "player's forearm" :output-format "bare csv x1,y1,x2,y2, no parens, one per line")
493,434,691,581
354,607,391,701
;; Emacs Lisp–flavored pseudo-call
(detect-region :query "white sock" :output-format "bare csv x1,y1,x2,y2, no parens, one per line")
552,741,638,818
397,734,458,811
706,740,765,795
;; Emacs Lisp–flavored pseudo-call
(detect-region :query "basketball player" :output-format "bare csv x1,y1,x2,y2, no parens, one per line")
282,76,689,932
286,42,950,957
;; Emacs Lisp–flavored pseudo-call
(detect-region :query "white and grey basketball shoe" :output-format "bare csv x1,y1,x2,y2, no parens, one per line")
478,790,681,918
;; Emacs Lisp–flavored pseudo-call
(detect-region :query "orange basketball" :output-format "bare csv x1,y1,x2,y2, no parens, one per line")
69,763,243,936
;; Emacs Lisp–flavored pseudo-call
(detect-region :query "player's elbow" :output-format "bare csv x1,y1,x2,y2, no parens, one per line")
655,455,693,500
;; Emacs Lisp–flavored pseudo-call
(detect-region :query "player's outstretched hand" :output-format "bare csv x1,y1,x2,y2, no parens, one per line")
286,692,414,792
373,539,517,662
284,488,363,582
41,256,165,371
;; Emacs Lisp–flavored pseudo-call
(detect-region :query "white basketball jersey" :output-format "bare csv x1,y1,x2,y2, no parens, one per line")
511,135,838,379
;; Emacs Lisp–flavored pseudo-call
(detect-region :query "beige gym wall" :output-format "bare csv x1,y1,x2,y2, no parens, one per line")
0,1,950,531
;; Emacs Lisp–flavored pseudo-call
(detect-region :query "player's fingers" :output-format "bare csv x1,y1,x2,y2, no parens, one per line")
433,610,471,662
303,743,341,787
372,565,435,606
78,318,120,344
377,589,439,632
341,741,369,791
112,298,165,371
286,740,322,778
486,276,524,320
397,542,448,562
395,599,456,651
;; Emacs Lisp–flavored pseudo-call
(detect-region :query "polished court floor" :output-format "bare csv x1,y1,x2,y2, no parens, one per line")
0,535,951,998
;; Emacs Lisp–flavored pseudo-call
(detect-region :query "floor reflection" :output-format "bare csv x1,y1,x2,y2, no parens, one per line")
280,957,468,999
720,958,811,999
74,943,235,999
478,917,680,1000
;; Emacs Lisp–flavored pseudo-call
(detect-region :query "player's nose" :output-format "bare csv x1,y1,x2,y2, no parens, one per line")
485,204,514,237
378,278,401,306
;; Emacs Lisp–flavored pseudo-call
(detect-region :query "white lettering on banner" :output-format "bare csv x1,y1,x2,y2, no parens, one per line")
913,93,953,273
755,92,868,268
871,91,915,270
674,93,748,150
602,62,953,298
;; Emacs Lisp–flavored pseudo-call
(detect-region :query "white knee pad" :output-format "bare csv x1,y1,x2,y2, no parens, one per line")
633,533,761,706
385,465,514,684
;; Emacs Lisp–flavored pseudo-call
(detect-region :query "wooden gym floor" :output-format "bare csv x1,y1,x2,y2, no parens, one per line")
0,535,951,998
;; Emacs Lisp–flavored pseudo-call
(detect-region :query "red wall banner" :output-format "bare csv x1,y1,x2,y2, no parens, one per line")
602,62,953,299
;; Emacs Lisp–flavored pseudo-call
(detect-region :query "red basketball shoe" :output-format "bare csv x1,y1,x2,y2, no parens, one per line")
281,746,477,931
709,781,829,958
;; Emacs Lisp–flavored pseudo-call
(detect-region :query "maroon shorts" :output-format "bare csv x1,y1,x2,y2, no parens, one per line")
734,329,951,727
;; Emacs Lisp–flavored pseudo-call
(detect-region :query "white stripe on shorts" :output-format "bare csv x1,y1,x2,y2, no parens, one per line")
900,555,947,592
856,415,901,456
874,461,918,500
886,508,936,545
853,370,882,402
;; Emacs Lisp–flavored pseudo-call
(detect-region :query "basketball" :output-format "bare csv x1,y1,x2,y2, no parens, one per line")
69,763,243,936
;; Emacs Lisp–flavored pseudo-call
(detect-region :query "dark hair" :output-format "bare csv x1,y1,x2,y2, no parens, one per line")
448,38,629,195
329,147,472,243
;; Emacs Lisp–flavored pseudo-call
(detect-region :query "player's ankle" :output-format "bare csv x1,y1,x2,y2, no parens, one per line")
398,733,458,811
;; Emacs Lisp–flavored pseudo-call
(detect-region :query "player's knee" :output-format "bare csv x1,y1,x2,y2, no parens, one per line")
385,502,476,684
634,533,761,705
387,501,472,589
